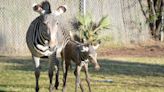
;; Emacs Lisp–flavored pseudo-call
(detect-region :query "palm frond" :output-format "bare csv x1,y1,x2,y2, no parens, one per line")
76,14,110,43
94,16,110,32
76,15,92,27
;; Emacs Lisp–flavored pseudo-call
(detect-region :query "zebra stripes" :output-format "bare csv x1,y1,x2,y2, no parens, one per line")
61,38,100,92
26,1,69,92
26,4,69,57
26,15,51,57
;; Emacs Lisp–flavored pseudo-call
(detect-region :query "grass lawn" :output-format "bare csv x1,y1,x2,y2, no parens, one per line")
0,56,164,92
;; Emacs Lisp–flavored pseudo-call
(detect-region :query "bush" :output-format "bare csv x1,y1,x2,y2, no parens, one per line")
75,14,110,44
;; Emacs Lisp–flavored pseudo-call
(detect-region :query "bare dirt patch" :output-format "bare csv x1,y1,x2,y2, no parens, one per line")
98,41,164,57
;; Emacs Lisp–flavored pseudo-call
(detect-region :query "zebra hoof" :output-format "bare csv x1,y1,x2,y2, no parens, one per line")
55,82,59,90
35,87,39,92
49,85,54,92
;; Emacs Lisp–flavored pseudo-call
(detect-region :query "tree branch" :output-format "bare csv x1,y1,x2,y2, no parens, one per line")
138,0,149,20
149,0,157,37
160,0,164,41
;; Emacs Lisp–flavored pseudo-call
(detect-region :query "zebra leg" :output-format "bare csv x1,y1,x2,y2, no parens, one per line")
54,57,59,90
62,60,70,92
84,63,91,92
79,68,84,92
75,65,84,92
48,58,54,92
49,53,60,91
33,56,41,92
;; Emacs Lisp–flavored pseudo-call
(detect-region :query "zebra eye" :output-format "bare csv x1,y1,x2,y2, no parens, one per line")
88,55,93,60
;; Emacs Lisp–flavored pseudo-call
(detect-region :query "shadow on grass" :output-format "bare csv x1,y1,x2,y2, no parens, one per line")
92,59,164,77
0,84,35,92
0,89,7,92
0,57,49,72
0,57,164,77
0,84,9,92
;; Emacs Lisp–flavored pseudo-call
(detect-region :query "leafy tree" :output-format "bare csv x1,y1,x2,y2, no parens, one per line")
139,0,164,41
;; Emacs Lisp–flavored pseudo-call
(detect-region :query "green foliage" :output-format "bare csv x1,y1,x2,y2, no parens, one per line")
140,0,163,40
147,12,160,24
76,14,110,43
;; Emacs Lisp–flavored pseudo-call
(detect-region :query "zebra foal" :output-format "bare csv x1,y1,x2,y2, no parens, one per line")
61,40,100,92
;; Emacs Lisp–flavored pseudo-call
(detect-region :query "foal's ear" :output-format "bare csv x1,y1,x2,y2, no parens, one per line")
32,4,45,14
91,41,101,50
92,44,100,50
53,5,67,16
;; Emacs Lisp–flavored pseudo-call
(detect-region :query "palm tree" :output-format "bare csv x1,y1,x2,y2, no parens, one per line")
76,14,110,44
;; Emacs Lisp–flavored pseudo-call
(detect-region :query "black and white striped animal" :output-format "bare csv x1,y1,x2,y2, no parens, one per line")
61,40,100,92
26,1,69,92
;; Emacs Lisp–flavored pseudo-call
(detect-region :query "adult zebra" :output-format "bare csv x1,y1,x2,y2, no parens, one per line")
26,1,70,92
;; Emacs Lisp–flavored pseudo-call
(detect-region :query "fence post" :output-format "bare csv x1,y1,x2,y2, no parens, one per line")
80,0,86,16
79,0,87,42
83,0,86,16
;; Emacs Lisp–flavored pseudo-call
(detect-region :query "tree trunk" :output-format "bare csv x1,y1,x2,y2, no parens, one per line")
161,0,164,41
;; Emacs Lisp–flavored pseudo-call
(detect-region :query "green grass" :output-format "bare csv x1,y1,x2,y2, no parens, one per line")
0,56,164,92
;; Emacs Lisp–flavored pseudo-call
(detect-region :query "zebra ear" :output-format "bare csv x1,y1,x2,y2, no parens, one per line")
53,5,67,16
32,3,45,14
91,40,101,50
92,44,100,50
91,41,101,50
